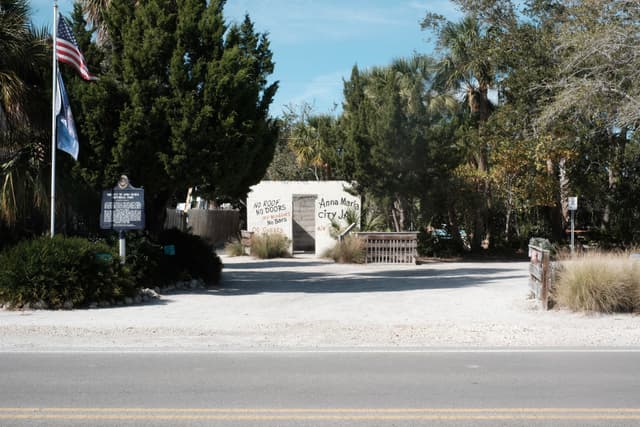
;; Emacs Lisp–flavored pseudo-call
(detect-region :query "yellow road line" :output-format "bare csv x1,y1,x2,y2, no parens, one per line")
1,414,640,421
1,408,640,421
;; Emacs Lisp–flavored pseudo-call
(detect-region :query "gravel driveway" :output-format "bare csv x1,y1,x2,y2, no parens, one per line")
1,255,639,351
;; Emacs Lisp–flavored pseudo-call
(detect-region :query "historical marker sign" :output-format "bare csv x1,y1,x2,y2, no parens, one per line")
100,177,145,230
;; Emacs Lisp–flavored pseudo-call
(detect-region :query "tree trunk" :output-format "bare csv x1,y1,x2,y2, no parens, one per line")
391,196,405,232
546,158,564,240
505,205,511,242
603,129,627,227
466,86,492,252
558,157,570,225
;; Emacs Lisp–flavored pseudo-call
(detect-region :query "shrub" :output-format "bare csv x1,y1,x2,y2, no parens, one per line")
224,239,245,257
122,232,164,288
554,251,640,313
0,236,137,309
323,236,366,264
250,232,291,259
156,228,223,285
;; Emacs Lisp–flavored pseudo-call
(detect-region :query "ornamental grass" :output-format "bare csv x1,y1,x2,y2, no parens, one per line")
554,251,640,313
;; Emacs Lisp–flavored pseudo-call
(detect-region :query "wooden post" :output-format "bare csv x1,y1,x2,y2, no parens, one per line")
529,245,551,310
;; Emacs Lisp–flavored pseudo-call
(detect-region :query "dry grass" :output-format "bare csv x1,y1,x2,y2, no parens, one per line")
554,251,640,313
224,240,245,257
250,232,291,259
323,236,366,264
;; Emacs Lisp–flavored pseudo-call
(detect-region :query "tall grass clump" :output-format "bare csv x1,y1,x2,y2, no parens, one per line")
250,232,291,259
323,236,366,264
554,251,640,313
224,239,245,257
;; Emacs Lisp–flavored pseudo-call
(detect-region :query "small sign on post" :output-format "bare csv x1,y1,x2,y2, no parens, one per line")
100,175,145,263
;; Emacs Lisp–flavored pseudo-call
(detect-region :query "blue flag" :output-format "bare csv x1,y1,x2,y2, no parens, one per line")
55,72,79,160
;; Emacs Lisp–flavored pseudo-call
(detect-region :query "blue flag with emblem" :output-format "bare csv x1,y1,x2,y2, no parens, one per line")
55,72,79,160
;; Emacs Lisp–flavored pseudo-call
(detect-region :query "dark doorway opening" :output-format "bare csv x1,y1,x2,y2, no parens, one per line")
292,194,317,252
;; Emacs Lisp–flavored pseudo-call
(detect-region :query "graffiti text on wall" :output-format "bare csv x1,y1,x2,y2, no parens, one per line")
253,199,287,216
252,199,290,233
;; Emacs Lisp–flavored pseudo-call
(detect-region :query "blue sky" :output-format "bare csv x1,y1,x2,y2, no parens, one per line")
30,0,462,117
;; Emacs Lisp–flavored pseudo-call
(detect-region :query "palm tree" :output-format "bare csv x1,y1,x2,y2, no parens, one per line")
0,0,49,232
79,0,111,43
0,0,49,129
286,104,337,181
433,16,499,251
436,16,496,123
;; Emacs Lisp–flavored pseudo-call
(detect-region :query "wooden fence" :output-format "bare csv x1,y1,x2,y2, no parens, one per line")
529,244,552,310
164,208,240,245
355,232,418,264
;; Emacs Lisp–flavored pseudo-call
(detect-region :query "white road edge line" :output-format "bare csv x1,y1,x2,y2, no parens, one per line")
1,348,640,354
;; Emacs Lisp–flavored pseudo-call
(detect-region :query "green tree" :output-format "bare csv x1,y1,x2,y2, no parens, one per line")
421,13,504,249
537,0,640,237
67,0,278,233
342,55,459,232
479,2,567,242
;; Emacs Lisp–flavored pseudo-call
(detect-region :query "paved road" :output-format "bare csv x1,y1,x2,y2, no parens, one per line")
1,350,639,426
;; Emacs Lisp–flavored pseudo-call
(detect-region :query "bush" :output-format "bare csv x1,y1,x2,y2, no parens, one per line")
156,228,223,285
250,232,291,259
224,239,245,257
554,251,640,313
0,236,137,309
122,232,164,288
323,236,366,263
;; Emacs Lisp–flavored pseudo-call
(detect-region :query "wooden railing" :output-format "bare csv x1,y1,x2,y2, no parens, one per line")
355,232,418,264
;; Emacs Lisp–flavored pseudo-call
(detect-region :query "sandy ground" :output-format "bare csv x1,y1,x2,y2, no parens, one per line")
1,254,639,351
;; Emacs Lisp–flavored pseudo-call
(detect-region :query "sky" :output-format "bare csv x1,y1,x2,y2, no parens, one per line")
30,0,463,117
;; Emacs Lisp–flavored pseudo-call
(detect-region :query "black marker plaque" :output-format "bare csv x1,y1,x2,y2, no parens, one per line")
100,176,145,230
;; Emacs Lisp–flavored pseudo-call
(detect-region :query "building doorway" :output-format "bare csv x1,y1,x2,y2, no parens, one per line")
292,194,317,252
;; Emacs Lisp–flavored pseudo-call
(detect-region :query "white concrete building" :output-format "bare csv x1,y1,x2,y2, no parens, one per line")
246,181,361,256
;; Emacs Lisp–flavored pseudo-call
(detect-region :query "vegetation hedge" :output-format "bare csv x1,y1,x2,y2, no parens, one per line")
0,230,223,309
0,236,136,309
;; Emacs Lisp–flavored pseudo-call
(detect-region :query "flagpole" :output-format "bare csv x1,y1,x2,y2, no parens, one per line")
50,1,58,237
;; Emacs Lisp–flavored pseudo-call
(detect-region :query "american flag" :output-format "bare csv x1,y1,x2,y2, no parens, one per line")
56,13,97,81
